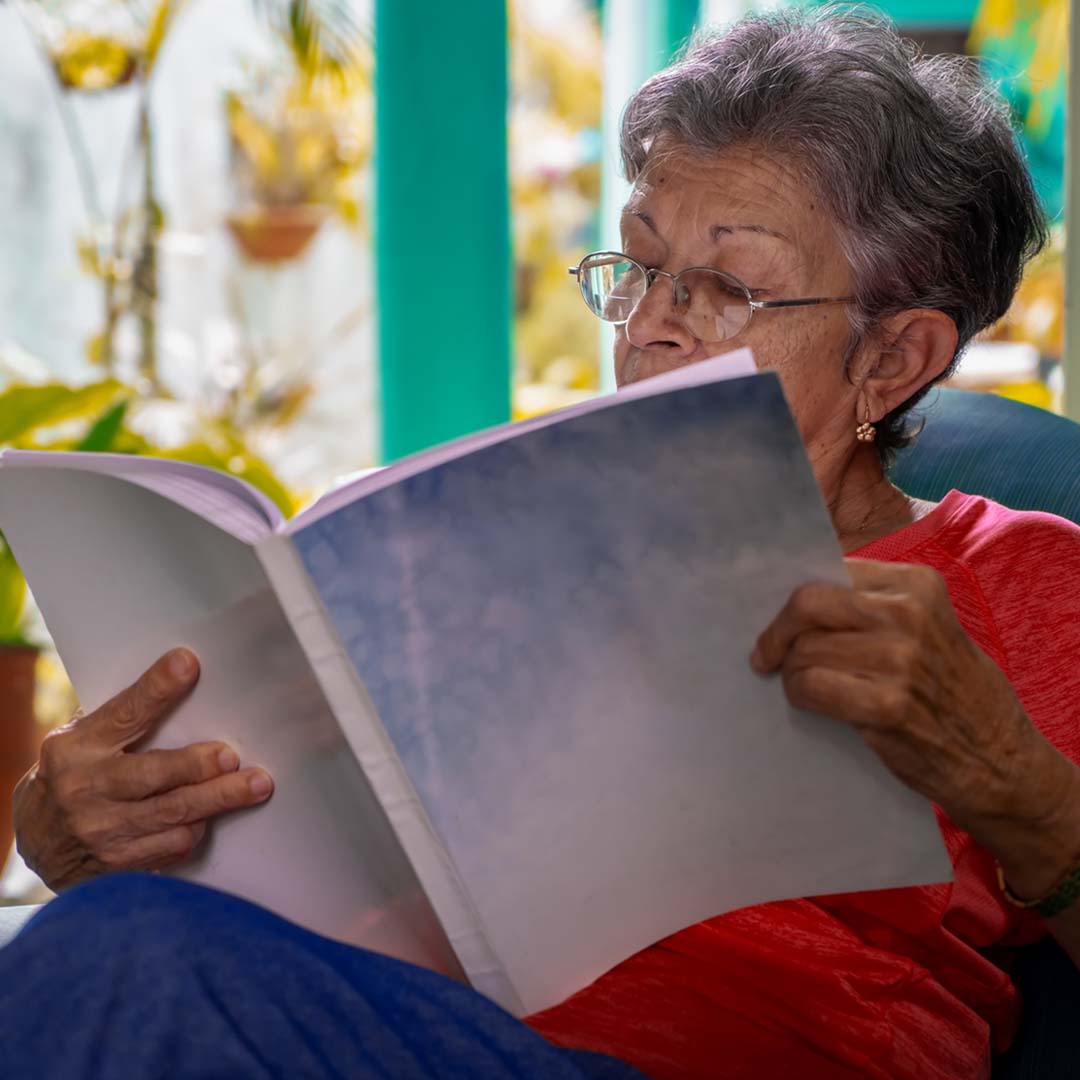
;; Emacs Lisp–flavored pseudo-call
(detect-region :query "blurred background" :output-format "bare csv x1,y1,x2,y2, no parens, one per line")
0,0,1071,891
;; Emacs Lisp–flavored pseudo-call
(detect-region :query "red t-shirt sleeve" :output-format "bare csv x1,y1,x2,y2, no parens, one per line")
959,506,1080,763
924,504,1080,953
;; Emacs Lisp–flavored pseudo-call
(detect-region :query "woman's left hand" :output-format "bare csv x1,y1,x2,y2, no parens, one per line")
751,559,1073,847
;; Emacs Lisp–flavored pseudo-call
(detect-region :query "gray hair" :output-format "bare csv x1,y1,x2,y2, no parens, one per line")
620,5,1047,461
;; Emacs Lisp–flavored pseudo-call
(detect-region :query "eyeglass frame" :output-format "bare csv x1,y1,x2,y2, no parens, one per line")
567,250,855,341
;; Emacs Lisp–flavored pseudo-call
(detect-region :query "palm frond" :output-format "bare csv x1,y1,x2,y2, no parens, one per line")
252,0,366,83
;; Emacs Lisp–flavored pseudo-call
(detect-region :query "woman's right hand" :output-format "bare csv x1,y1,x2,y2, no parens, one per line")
13,648,274,891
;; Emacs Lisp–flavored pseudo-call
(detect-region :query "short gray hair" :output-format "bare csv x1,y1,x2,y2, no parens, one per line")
620,5,1047,461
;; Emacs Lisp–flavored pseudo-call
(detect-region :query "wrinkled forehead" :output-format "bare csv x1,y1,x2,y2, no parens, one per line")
623,142,843,275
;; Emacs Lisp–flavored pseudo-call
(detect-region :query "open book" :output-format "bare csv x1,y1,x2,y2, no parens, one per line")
0,352,951,1016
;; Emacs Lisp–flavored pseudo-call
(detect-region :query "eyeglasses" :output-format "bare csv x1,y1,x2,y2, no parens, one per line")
568,251,854,344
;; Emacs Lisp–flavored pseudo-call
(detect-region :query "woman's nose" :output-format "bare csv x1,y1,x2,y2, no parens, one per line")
624,276,698,355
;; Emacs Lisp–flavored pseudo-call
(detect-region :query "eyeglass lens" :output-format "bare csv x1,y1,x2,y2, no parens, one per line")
578,255,752,343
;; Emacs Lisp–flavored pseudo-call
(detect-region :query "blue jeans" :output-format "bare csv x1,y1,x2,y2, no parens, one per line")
0,874,644,1080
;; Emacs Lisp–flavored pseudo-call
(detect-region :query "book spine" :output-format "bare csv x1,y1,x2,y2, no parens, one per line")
255,535,522,1014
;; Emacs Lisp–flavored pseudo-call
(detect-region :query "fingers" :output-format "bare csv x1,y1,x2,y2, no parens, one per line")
95,742,240,800
845,558,950,608
782,628,920,683
779,662,896,730
752,562,954,674
843,558,908,590
751,582,870,673
82,649,201,755
98,822,209,874
16,646,281,891
124,769,274,834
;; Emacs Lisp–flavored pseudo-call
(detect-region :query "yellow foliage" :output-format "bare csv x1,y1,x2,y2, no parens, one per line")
0,535,27,645
970,0,1067,141
50,30,137,91
143,0,190,74
42,0,192,90
0,381,128,446
987,227,1064,359
227,94,284,183
509,2,603,397
225,32,371,230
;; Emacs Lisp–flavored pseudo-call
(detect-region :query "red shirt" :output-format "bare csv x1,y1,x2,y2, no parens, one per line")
527,491,1080,1080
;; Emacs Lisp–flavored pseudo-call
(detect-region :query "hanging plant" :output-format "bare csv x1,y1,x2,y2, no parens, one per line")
227,0,372,261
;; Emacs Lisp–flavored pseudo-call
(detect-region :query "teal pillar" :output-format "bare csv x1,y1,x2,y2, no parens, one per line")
665,0,700,59
375,0,512,461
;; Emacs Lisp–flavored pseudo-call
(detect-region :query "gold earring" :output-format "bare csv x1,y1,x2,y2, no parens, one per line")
855,403,877,444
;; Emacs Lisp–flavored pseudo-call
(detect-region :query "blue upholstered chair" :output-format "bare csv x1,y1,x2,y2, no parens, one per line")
890,387,1080,525
891,387,1080,1079
0,388,1076,1073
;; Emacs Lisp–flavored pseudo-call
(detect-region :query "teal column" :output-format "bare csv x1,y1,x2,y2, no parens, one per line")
665,0,700,59
375,0,512,461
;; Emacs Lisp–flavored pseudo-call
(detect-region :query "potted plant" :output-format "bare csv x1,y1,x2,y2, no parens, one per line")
225,0,370,264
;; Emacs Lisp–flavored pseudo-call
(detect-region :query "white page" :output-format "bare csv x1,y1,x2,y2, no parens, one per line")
0,450,283,543
0,466,459,978
290,370,953,1016
289,348,758,533
0,352,755,546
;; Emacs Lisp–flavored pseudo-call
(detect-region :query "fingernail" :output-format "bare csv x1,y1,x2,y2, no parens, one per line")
218,748,239,772
249,771,273,799
749,645,765,673
169,649,196,681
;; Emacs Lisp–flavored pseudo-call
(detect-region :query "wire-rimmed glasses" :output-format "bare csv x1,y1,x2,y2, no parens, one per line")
568,251,854,344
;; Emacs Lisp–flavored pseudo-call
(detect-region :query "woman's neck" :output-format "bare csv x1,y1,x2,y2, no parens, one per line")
819,448,935,554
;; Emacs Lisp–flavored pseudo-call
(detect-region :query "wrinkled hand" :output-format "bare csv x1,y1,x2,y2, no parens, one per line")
751,560,1071,843
13,649,274,891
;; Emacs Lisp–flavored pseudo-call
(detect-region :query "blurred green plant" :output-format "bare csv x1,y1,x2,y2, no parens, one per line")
0,378,294,645
0,535,28,647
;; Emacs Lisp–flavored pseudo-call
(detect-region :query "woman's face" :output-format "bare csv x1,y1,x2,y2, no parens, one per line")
614,145,862,458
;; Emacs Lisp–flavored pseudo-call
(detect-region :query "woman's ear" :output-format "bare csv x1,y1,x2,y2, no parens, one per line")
860,309,959,421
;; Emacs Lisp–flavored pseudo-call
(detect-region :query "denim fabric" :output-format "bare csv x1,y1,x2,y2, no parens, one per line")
0,874,645,1080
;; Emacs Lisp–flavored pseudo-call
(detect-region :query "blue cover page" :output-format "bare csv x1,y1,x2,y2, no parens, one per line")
289,371,950,1015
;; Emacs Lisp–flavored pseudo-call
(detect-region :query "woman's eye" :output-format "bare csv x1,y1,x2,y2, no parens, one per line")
700,274,746,300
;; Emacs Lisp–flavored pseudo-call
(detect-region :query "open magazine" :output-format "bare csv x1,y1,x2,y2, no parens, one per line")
0,351,951,1016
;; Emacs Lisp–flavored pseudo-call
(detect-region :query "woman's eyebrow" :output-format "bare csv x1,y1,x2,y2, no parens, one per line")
710,223,791,243
624,209,791,245
625,209,658,233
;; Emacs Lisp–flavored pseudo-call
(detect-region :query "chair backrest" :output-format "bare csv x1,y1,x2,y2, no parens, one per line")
889,388,1080,525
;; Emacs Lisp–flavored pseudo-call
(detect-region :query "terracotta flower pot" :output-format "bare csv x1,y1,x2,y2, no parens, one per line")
0,646,40,866
226,205,326,263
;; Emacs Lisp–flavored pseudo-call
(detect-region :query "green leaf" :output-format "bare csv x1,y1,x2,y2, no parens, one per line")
0,533,27,645
0,381,127,445
76,400,130,452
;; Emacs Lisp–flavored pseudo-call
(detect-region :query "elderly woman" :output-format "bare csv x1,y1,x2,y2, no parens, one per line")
6,8,1080,1080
